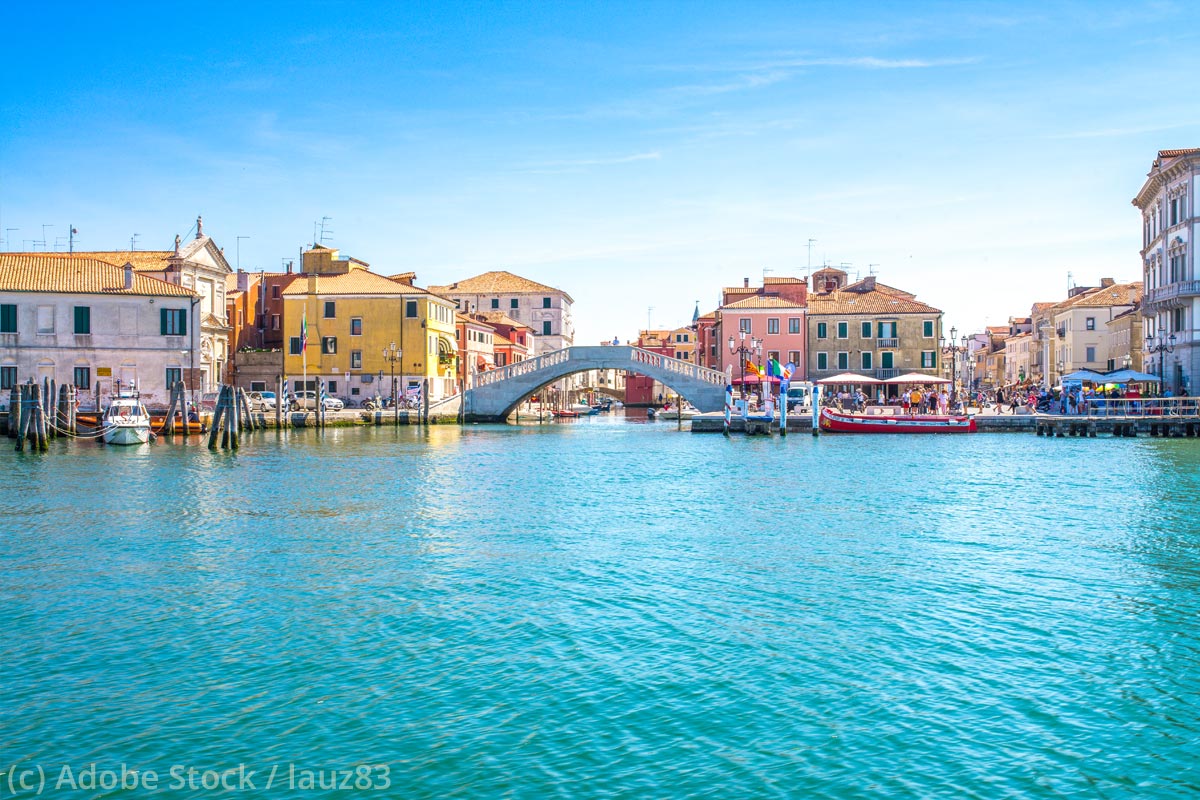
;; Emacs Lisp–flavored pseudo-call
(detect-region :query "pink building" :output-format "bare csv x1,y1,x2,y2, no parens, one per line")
718,295,807,389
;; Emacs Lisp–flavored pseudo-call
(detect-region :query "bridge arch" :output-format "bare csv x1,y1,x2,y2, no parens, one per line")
463,346,728,421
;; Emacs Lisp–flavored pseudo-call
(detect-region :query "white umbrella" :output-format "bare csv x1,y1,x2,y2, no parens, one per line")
883,372,951,384
816,372,884,385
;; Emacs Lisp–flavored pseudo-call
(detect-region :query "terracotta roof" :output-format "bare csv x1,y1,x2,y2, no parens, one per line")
763,276,805,285
1052,282,1142,311
723,295,804,310
696,310,718,321
1158,148,1200,159
986,325,1009,334
811,267,847,276
0,254,195,297
807,288,940,315
282,269,449,298
387,272,417,285
56,250,174,273
429,270,573,303
477,311,532,330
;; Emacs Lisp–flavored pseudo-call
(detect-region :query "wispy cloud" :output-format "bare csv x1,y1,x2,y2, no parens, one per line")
1046,121,1200,140
517,151,662,173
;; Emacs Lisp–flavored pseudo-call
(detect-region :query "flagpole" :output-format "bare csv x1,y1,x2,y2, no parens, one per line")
302,305,308,413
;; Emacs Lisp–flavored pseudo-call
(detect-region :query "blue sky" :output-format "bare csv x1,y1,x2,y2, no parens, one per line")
2,1,1196,343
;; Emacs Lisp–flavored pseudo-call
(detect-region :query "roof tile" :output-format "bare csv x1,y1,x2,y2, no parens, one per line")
0,254,194,297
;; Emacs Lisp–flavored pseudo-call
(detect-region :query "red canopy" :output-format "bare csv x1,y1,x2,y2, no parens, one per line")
733,374,782,385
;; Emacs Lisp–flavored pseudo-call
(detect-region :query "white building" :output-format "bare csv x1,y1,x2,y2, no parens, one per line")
1134,148,1200,393
73,216,233,391
429,270,575,355
0,254,198,407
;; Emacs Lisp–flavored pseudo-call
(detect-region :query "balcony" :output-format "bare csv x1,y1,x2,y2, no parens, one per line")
875,368,902,379
877,338,899,348
1145,279,1200,308
0,333,17,347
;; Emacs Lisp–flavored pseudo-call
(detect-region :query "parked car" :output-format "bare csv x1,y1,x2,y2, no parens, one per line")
249,391,278,411
294,391,344,411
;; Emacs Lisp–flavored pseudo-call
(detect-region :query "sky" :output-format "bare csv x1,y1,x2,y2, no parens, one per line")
2,0,1197,343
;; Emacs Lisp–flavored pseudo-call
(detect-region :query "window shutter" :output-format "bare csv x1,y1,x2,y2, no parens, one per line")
179,311,186,336
161,308,168,335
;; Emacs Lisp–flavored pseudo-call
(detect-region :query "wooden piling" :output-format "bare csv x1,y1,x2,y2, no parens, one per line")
208,387,227,449
275,375,283,430
8,386,20,438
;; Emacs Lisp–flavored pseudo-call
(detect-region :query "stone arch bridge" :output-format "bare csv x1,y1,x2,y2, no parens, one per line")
454,346,727,422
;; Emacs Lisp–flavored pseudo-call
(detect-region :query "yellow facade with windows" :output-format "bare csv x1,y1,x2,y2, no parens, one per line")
281,268,458,402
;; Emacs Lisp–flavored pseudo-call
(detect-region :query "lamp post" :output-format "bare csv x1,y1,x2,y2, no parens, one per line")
728,331,762,402
1146,332,1177,395
383,341,402,424
939,326,967,403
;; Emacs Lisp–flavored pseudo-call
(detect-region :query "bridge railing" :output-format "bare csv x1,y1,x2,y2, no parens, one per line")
471,346,727,389
1078,397,1200,418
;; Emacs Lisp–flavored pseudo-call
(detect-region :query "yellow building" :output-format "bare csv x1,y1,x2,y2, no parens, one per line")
281,262,457,403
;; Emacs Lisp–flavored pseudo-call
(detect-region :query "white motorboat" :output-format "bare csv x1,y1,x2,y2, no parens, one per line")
101,390,153,445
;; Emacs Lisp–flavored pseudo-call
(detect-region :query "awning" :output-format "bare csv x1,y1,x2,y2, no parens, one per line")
1062,369,1108,383
733,374,782,385
816,372,884,385
1101,368,1161,383
883,372,951,384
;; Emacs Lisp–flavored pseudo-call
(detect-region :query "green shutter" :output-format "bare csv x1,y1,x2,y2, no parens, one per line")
179,311,186,336
0,304,15,333
74,306,90,334
160,308,168,335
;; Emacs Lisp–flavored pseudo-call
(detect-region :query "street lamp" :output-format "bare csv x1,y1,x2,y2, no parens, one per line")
383,341,402,424
939,326,967,403
1146,332,1176,394
728,331,762,401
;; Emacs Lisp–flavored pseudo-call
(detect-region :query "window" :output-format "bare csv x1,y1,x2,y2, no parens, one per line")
788,350,801,366
351,317,362,336
322,336,337,355
74,306,91,334
789,317,800,334
767,350,780,364
72,366,89,389
0,366,15,390
1172,307,1185,332
271,284,280,299
837,351,849,370
323,301,336,319
921,351,936,369
542,297,551,308
878,321,897,339
817,352,828,370
1085,317,1095,331
861,321,872,338
36,306,54,334
0,304,15,333
816,322,827,339
739,319,751,334
406,301,418,318
881,351,894,369
289,337,302,355
165,367,182,388
861,351,873,370
837,321,848,339
923,320,934,338
767,318,779,335
271,314,280,331
351,350,362,369
329,381,337,394
511,298,519,309
160,308,187,335
1085,346,1096,363
496,353,507,367
542,321,552,335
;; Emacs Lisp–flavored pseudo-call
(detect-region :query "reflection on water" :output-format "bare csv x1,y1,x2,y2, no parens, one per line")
2,422,1199,797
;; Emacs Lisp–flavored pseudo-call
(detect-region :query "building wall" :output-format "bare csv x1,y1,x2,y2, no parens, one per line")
441,291,574,354
719,309,807,380
281,291,459,402
807,314,941,380
0,291,199,407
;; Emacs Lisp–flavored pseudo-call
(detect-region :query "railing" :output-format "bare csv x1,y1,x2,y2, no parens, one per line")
0,333,17,346
877,338,899,348
1145,280,1200,306
875,368,902,379
471,346,727,389
1075,397,1200,418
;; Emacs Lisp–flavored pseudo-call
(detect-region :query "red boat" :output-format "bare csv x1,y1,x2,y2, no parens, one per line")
819,406,976,433
551,410,580,418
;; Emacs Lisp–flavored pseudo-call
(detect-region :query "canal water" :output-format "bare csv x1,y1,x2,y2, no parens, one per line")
2,417,1199,797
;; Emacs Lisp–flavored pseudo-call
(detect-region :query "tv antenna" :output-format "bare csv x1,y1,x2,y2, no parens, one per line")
315,216,333,245
806,238,816,270
130,233,140,251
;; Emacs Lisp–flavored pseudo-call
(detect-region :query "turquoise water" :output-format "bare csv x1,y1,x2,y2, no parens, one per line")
2,416,1199,797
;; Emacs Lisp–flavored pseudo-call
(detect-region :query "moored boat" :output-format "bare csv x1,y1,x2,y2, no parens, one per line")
819,406,976,433
101,392,153,445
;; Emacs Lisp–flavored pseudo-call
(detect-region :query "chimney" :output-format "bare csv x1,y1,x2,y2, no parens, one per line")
860,275,876,291
743,277,750,288
286,260,294,274
308,274,318,294
237,269,249,292
123,263,134,290
1100,277,1115,288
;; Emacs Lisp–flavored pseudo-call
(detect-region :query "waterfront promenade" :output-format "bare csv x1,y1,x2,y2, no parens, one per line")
3,421,1199,798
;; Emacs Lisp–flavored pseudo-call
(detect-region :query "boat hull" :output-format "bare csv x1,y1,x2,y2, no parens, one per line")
820,407,976,433
102,423,151,445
